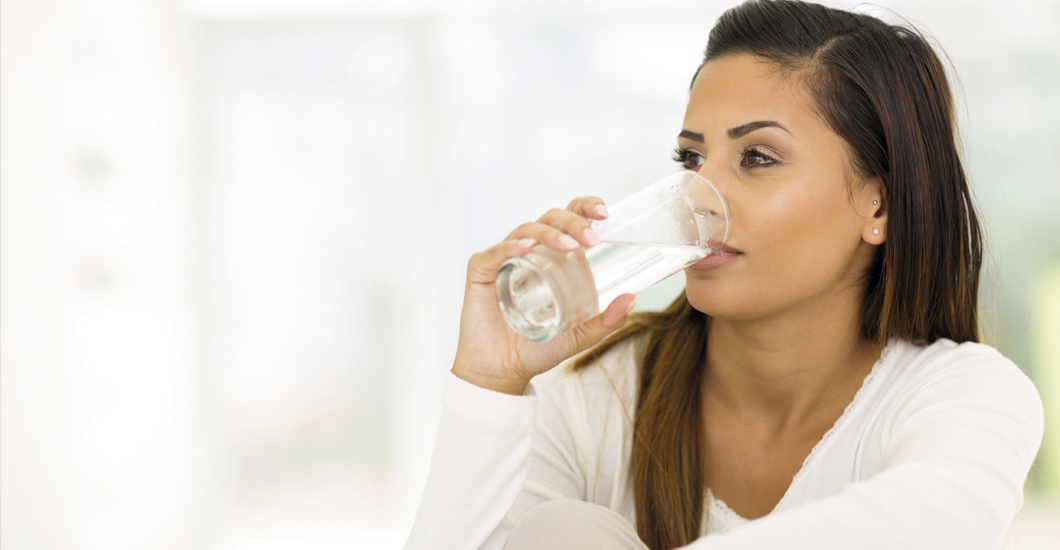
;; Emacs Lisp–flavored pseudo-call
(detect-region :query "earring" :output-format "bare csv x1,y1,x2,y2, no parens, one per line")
873,228,880,235
872,200,879,205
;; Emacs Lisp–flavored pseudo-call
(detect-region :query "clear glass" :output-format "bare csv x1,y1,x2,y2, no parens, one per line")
495,170,729,342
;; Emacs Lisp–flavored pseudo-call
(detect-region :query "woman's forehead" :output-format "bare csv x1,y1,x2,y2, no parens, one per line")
684,53,821,138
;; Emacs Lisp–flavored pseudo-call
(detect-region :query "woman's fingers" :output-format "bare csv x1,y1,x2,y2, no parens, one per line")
504,222,581,253
536,208,600,248
559,293,637,355
466,237,537,284
499,199,609,254
504,216,595,252
601,293,638,327
566,196,608,220
472,209,594,287
473,198,609,285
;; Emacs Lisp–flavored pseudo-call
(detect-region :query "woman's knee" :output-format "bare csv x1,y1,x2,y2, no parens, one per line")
506,500,647,550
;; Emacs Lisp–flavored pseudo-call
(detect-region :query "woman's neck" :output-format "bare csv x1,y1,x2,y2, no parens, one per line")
703,301,884,433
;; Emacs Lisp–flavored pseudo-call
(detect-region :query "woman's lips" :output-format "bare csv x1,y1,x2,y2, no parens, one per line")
689,248,742,270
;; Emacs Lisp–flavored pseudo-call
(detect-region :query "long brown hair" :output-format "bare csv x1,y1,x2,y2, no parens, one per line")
572,1,983,548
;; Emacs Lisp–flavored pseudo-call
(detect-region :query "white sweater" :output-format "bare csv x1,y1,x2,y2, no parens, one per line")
404,337,1044,549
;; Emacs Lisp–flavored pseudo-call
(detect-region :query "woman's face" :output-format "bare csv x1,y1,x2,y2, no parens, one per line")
679,53,884,321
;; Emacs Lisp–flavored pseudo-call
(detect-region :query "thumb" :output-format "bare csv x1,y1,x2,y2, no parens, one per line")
560,294,637,356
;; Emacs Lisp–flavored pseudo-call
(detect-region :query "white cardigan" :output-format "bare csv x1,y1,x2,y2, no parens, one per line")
404,337,1044,549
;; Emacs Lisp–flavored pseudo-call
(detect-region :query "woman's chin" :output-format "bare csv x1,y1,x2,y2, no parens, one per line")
685,290,740,319
684,282,769,321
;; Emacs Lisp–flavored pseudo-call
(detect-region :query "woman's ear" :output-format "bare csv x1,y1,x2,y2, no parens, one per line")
860,177,887,244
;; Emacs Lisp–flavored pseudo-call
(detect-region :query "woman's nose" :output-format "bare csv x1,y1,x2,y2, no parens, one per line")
695,163,730,205
690,164,731,241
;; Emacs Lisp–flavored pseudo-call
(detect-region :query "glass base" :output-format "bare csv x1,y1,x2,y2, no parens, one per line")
495,245,598,342
495,257,564,342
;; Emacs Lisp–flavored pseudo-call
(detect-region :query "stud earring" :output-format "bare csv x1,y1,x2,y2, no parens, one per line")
872,200,879,205
873,228,880,235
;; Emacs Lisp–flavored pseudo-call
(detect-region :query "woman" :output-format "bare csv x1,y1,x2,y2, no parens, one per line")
404,1,1044,549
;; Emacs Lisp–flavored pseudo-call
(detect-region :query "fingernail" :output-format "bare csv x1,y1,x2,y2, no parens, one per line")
595,204,608,218
582,227,600,246
558,234,579,251
626,296,638,313
518,238,536,248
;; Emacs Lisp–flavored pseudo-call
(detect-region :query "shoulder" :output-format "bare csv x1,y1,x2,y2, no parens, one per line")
880,338,1044,446
886,338,1039,401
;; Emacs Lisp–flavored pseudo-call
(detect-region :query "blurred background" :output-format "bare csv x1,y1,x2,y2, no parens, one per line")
1,0,1058,548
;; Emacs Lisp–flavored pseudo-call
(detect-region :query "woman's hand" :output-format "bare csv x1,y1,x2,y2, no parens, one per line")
451,197,638,395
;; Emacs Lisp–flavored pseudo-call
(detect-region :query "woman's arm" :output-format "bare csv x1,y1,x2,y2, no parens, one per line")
403,362,604,549
404,196,635,549
402,373,541,550
685,348,1044,550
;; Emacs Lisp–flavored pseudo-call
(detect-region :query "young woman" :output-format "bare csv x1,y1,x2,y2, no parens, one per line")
404,1,1044,548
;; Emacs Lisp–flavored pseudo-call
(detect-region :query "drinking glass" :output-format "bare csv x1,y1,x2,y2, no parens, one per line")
495,170,729,342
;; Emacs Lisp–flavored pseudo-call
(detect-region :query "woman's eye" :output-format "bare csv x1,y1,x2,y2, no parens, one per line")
672,148,705,170
741,147,776,168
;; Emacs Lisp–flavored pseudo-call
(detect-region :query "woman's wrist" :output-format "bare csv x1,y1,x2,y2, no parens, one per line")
450,363,530,396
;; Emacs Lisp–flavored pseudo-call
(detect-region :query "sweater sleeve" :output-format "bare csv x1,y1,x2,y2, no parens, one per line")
685,346,1045,550
402,369,588,550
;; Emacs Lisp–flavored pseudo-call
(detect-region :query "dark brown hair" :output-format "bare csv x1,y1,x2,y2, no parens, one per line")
572,1,983,548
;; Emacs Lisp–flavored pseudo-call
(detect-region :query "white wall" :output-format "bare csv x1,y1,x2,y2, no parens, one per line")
0,0,211,548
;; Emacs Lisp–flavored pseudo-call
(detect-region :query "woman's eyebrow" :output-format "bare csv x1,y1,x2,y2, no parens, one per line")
727,120,790,139
678,121,791,143
678,129,704,143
